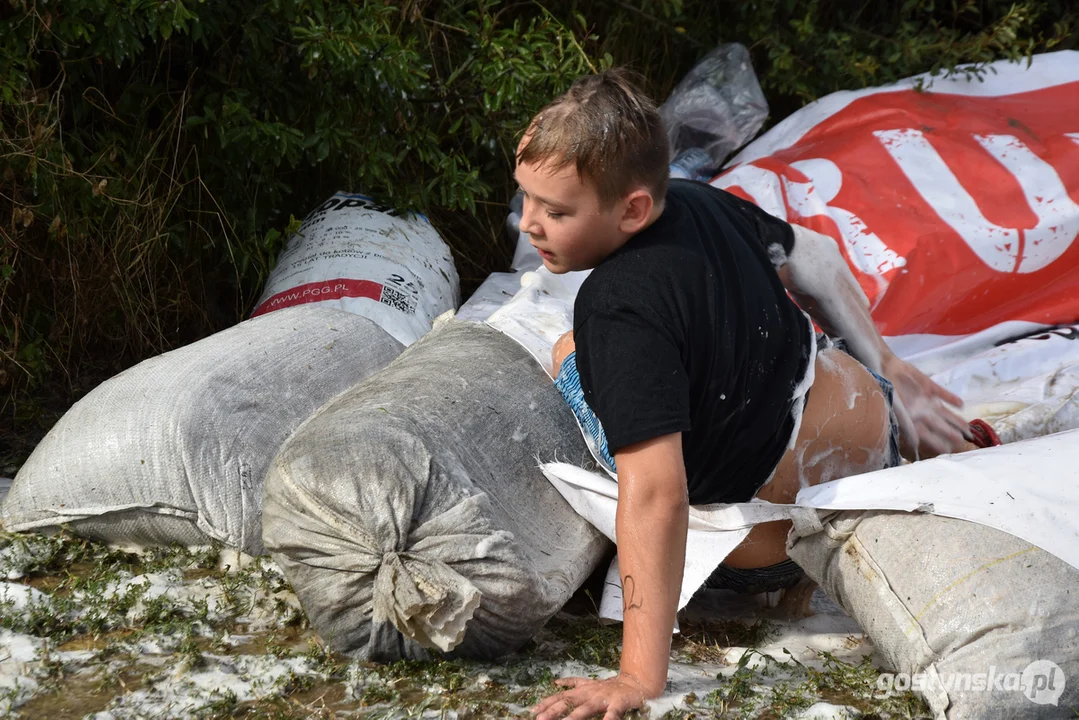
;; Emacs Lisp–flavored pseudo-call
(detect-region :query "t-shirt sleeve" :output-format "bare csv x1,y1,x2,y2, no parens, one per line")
573,306,691,453
720,188,795,267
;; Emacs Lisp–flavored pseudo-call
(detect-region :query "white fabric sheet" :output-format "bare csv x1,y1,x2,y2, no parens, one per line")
542,429,1079,622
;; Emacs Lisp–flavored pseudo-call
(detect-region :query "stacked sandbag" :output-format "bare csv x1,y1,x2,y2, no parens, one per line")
2,307,403,555
251,192,460,346
788,510,1078,719
262,320,611,661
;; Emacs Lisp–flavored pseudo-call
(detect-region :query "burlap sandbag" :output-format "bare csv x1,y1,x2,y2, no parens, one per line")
3,307,403,555
262,320,610,661
788,510,1078,719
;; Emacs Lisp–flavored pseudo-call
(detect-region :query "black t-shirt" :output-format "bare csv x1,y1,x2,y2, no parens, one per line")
573,179,813,505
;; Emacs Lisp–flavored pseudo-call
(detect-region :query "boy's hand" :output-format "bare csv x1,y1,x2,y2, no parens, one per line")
532,674,649,720
881,354,972,458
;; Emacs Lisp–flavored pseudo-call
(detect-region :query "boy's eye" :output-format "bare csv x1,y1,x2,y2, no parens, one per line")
546,211,564,220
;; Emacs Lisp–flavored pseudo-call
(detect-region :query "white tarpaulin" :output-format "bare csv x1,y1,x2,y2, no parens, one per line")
541,428,1079,621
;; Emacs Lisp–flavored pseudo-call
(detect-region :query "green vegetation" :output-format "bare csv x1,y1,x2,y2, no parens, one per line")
2,1,1076,458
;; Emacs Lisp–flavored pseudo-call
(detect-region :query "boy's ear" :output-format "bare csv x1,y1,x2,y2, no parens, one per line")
618,188,655,234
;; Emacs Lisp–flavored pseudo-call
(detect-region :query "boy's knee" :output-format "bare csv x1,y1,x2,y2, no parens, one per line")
552,331,576,373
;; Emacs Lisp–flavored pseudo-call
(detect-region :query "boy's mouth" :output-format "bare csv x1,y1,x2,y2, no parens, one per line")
534,246,555,261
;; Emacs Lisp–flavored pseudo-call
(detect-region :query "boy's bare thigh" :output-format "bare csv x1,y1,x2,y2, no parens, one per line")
723,347,891,568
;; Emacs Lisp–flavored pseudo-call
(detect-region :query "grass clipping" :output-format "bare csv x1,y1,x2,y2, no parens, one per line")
0,531,927,718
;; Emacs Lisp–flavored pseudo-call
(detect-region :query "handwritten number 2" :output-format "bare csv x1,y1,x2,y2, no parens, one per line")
622,575,643,612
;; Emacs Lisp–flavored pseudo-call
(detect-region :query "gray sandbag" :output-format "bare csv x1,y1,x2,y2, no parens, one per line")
2,306,403,555
262,320,610,661
788,510,1079,719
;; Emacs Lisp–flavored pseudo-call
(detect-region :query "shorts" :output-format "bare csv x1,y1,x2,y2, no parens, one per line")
867,366,902,470
554,351,618,474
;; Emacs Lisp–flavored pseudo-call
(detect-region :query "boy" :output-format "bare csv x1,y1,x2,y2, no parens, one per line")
518,70,980,720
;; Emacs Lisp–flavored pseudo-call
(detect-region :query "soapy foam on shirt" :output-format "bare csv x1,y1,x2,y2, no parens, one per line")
786,226,882,373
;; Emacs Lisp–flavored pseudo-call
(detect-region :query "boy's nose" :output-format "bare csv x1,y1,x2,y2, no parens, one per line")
519,198,543,237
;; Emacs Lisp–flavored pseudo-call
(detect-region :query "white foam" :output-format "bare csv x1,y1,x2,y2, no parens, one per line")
0,582,50,612
0,629,44,712
88,654,321,719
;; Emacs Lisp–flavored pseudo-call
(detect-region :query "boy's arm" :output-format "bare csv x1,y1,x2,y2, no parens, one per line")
613,432,688,695
775,225,888,370
533,432,687,720
776,224,971,457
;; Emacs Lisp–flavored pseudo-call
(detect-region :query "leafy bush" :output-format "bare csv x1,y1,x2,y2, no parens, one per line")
1,0,1075,461
0,0,603,452
596,0,1076,119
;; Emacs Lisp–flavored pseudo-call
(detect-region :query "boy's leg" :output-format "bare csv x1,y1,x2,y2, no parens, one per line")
552,330,576,373
723,347,894,569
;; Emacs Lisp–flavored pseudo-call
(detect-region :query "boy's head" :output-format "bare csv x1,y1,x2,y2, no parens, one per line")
514,69,669,273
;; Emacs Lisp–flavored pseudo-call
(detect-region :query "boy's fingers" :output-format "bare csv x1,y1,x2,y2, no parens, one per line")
569,697,609,719
533,679,644,720
530,700,552,716
891,359,964,411
534,683,600,719
896,384,971,455
567,687,640,719
921,413,967,454
599,691,645,719
534,695,577,720
532,690,569,715
933,384,964,408
927,406,966,438
939,406,972,440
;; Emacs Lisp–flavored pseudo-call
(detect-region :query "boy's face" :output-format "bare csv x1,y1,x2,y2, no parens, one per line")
514,156,626,274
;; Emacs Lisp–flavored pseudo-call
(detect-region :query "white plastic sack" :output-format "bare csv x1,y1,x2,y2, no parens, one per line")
252,192,460,345
262,321,610,660
455,271,525,323
2,307,403,555
659,43,769,169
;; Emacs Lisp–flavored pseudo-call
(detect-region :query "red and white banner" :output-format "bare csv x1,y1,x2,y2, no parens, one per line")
713,51,1079,375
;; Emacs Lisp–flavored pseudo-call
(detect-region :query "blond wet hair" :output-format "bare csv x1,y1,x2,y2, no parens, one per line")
517,68,669,208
